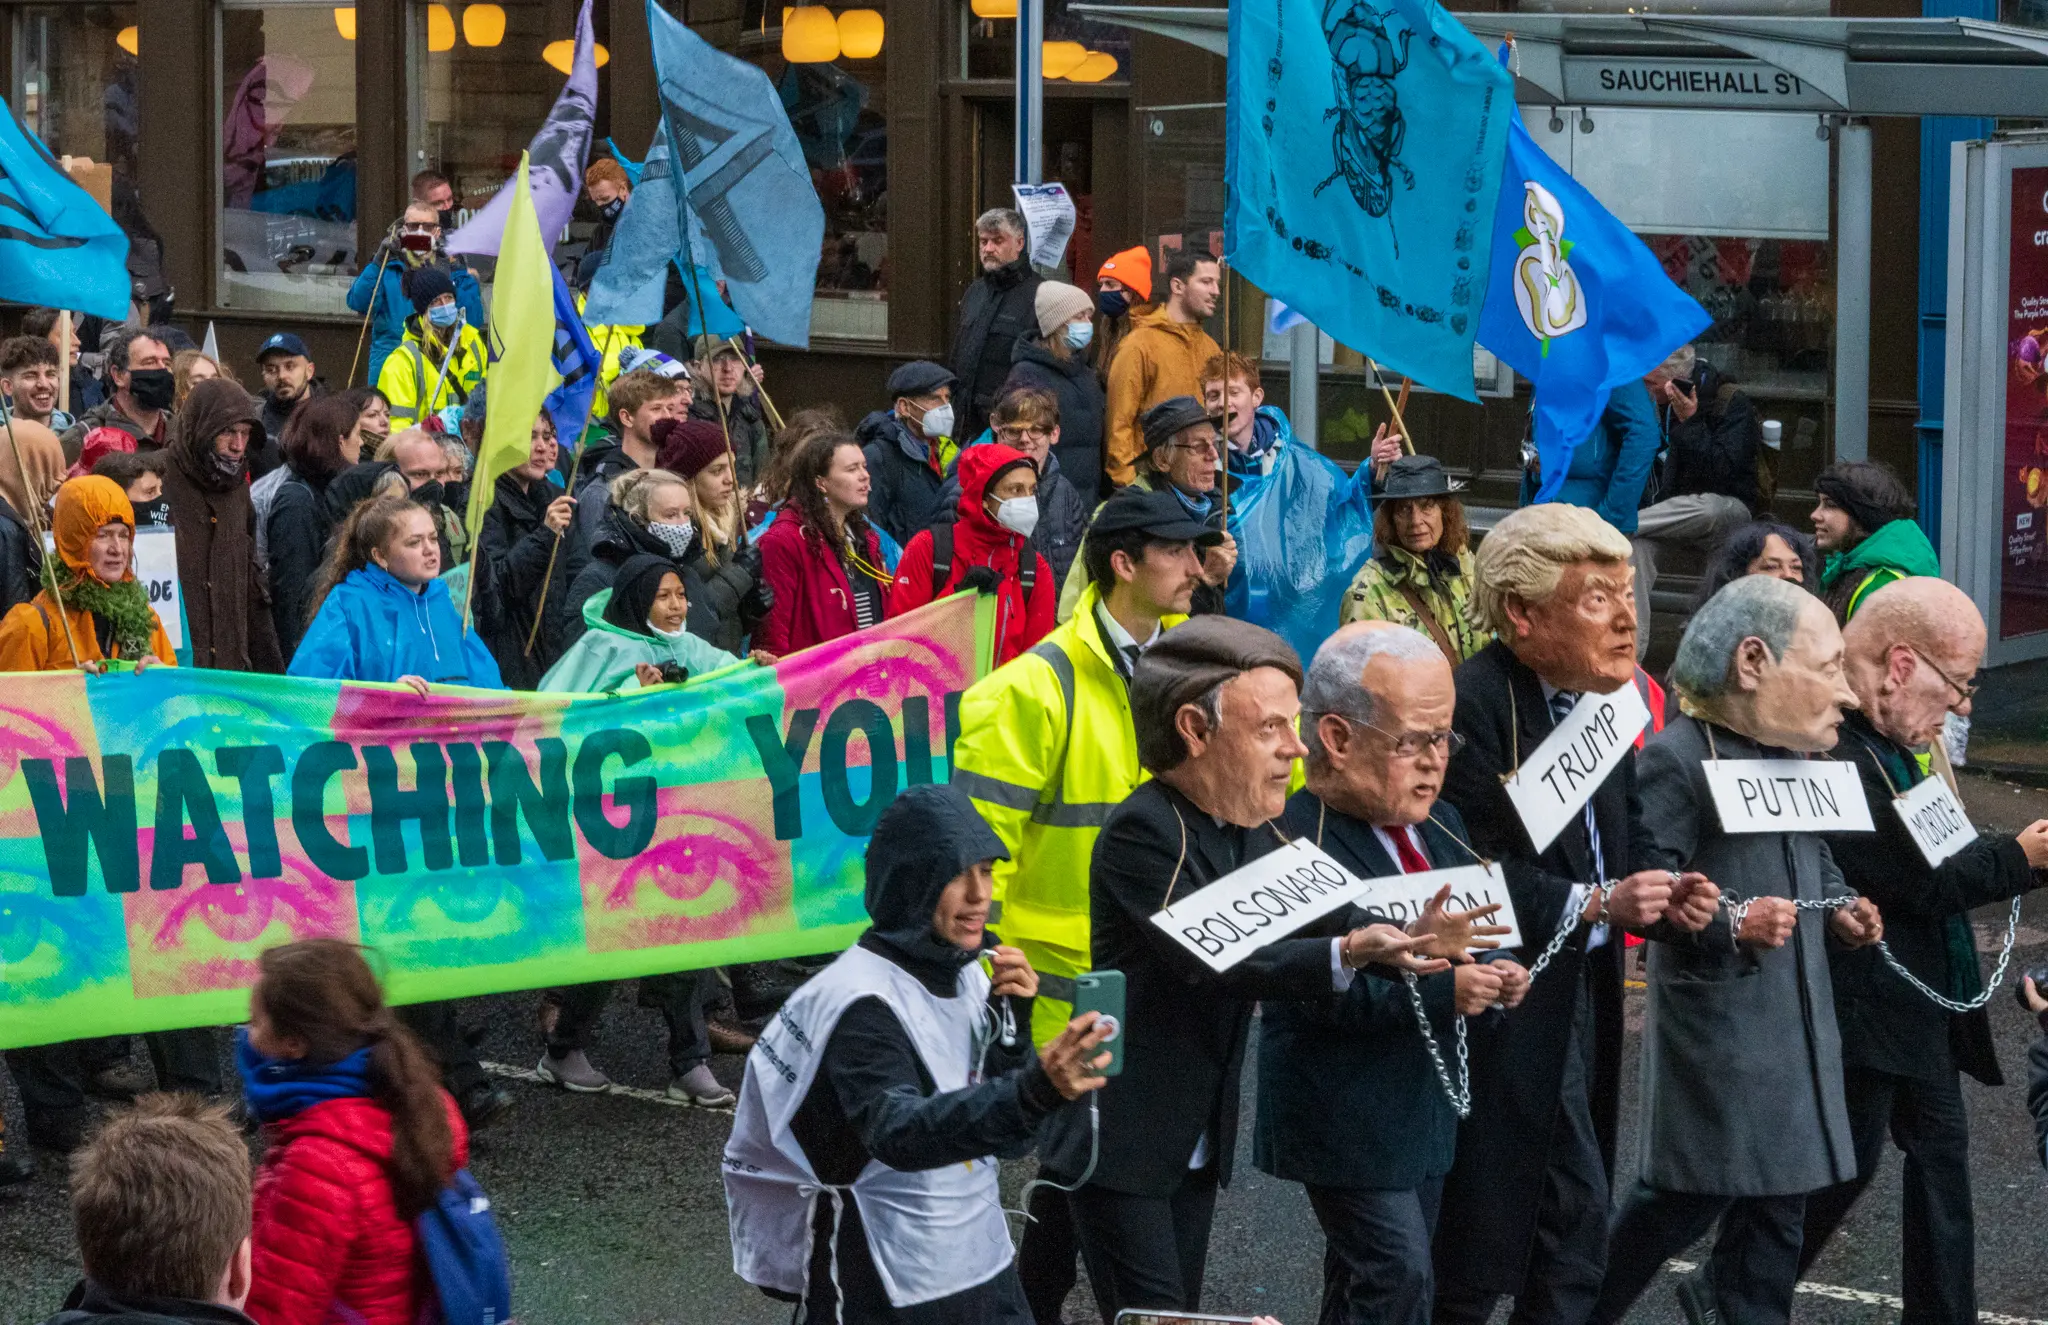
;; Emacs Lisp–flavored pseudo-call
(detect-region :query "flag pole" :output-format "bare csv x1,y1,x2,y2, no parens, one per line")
56,312,72,418
522,399,598,657
725,334,785,434
420,310,469,425
0,394,82,665
1366,357,1416,455
1218,252,1232,523
347,236,395,388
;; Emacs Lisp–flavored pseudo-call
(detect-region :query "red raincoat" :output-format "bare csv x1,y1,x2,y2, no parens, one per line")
889,445,1054,664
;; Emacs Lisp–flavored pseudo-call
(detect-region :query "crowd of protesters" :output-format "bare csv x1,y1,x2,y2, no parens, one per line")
4,181,2047,1325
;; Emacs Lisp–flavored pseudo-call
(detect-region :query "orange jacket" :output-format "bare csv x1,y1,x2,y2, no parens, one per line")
0,590,176,672
1103,306,1221,487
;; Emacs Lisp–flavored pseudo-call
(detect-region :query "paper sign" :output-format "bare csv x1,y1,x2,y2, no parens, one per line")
1151,839,1363,973
1703,759,1873,834
1351,862,1523,950
1503,684,1651,853
1892,774,1979,866
1012,182,1077,270
133,528,184,651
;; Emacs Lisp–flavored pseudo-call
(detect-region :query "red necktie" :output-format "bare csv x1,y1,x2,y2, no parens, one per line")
1392,827,1431,875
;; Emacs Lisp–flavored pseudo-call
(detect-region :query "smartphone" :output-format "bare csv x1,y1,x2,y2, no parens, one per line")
1071,970,1125,1077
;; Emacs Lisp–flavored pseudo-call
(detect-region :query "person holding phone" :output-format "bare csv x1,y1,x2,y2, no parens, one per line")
724,783,1113,1324
345,203,486,387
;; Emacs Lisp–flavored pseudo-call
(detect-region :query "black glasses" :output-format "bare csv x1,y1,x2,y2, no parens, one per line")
1310,712,1466,759
1908,645,1978,703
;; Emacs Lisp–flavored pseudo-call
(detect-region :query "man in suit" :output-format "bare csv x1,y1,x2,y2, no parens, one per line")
1790,577,2048,1324
1264,623,1532,1325
1039,616,1453,1321
1434,504,1718,1325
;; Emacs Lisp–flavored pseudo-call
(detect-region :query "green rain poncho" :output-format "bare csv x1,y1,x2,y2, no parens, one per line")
538,555,745,694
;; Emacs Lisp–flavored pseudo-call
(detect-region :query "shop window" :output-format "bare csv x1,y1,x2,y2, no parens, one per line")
217,2,360,314
668,0,888,342
962,0,1128,84
417,2,591,228
14,5,152,308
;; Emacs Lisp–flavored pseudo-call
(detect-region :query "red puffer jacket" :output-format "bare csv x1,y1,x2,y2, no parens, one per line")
246,1092,470,1325
888,444,1054,664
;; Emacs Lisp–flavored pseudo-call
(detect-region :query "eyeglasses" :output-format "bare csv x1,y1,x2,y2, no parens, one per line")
1167,436,1221,459
1310,712,1466,759
994,426,1053,445
1907,645,1978,703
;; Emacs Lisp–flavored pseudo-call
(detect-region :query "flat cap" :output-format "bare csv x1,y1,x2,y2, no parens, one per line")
885,360,957,400
1132,617,1302,773
1140,395,1215,454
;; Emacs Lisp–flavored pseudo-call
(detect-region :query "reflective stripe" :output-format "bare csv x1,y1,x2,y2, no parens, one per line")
951,767,1041,812
1031,800,1116,828
1036,972,1077,1003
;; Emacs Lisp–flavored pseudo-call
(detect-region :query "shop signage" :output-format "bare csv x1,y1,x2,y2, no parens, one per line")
2002,166,2048,639
1561,59,1836,109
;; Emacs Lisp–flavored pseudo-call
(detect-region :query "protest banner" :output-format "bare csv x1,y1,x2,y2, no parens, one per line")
0,593,990,1050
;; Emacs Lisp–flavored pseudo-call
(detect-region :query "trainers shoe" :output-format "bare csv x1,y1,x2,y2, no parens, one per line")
707,1015,758,1055
667,1064,736,1108
1674,1268,1720,1325
86,1060,152,1101
535,1049,611,1093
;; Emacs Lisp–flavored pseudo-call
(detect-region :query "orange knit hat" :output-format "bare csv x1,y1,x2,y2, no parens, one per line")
1097,246,1153,303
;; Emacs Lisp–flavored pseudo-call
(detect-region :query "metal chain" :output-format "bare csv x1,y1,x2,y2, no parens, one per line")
1522,882,1614,987
1720,890,2021,1014
1403,971,1471,1118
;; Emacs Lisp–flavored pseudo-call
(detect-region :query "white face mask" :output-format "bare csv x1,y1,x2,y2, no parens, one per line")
647,618,688,640
1063,320,1095,351
648,519,695,558
994,495,1039,539
920,402,953,441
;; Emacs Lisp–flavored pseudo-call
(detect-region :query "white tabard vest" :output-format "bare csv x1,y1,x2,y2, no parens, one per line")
723,943,1014,1309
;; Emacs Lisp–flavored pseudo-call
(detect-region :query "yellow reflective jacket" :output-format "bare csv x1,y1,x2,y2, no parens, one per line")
952,580,1186,1046
377,320,487,426
581,305,647,437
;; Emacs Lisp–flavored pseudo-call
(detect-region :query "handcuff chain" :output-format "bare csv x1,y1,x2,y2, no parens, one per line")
1403,970,1472,1118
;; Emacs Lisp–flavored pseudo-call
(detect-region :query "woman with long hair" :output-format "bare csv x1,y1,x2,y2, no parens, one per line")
555,465,705,653
171,347,233,411
753,431,891,655
240,940,466,1325
1338,454,1486,664
267,394,369,660
656,417,773,657
1003,281,1107,506
347,386,393,456
1691,518,1819,611
287,495,502,693
0,475,174,672
747,405,845,527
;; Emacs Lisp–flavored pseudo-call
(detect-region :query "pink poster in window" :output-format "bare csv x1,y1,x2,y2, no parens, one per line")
2002,167,2048,639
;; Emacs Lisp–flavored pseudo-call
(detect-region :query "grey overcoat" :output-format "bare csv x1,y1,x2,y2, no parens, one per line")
1633,715,1860,1196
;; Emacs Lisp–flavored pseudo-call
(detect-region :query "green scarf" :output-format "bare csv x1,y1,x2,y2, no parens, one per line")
47,564,157,661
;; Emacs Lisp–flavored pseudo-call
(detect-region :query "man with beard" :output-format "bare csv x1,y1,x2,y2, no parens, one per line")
253,333,322,476
61,327,173,464
0,335,72,431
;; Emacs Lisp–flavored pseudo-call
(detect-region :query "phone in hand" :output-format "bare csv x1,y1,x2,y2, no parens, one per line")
1072,970,1125,1077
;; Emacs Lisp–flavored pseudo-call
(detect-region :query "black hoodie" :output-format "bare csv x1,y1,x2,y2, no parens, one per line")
782,783,1061,1322
474,471,589,688
40,1281,257,1325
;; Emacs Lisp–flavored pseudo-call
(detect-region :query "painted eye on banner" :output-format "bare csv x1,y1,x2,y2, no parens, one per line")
0,873,122,1001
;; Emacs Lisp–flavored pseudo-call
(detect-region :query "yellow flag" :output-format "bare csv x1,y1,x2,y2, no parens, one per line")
465,154,561,539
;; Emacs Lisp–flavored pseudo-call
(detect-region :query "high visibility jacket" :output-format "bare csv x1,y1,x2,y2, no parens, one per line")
950,580,1185,1047
582,305,646,439
376,321,487,426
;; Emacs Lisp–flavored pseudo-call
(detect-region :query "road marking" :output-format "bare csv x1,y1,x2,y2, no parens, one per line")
482,1060,735,1115
1666,1260,2048,1325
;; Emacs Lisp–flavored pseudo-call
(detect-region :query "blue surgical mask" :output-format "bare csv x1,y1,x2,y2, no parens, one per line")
1063,320,1095,351
427,302,461,329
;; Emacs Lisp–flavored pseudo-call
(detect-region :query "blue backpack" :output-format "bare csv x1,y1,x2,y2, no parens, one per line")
416,1167,514,1325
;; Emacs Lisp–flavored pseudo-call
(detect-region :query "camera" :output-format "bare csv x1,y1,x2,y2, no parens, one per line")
2015,961,2048,1010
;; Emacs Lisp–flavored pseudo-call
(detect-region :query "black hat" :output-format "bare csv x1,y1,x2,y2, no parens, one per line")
404,266,457,317
1131,617,1303,773
1087,486,1224,547
255,332,310,363
885,360,957,400
1140,395,1214,453
1379,454,1464,501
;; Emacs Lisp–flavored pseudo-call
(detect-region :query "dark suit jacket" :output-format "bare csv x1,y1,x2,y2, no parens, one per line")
1254,793,1476,1191
1825,711,2038,1086
1037,779,1338,1196
1434,639,1647,1293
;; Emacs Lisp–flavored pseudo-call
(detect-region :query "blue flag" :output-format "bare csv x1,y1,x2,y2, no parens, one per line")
1478,102,1710,503
0,103,129,320
547,261,603,446
1226,0,1511,400
585,0,824,347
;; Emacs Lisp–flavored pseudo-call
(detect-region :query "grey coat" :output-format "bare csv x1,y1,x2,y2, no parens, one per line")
1634,716,1858,1196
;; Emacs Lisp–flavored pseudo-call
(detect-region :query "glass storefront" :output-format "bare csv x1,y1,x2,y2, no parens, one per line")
217,2,361,314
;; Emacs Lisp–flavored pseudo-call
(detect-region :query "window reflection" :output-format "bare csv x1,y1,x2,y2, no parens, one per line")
218,3,360,314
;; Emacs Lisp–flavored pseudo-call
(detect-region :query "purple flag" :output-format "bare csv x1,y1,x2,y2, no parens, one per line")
447,0,597,256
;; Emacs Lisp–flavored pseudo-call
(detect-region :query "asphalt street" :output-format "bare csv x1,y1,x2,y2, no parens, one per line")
6,773,2048,1325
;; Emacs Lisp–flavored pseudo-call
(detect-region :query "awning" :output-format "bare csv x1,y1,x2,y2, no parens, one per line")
1069,7,2048,117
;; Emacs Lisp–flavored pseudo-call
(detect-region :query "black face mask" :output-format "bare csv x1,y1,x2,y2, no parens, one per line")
1096,289,1129,320
127,368,175,412
411,480,445,509
600,197,625,222
131,498,172,528
437,207,458,232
